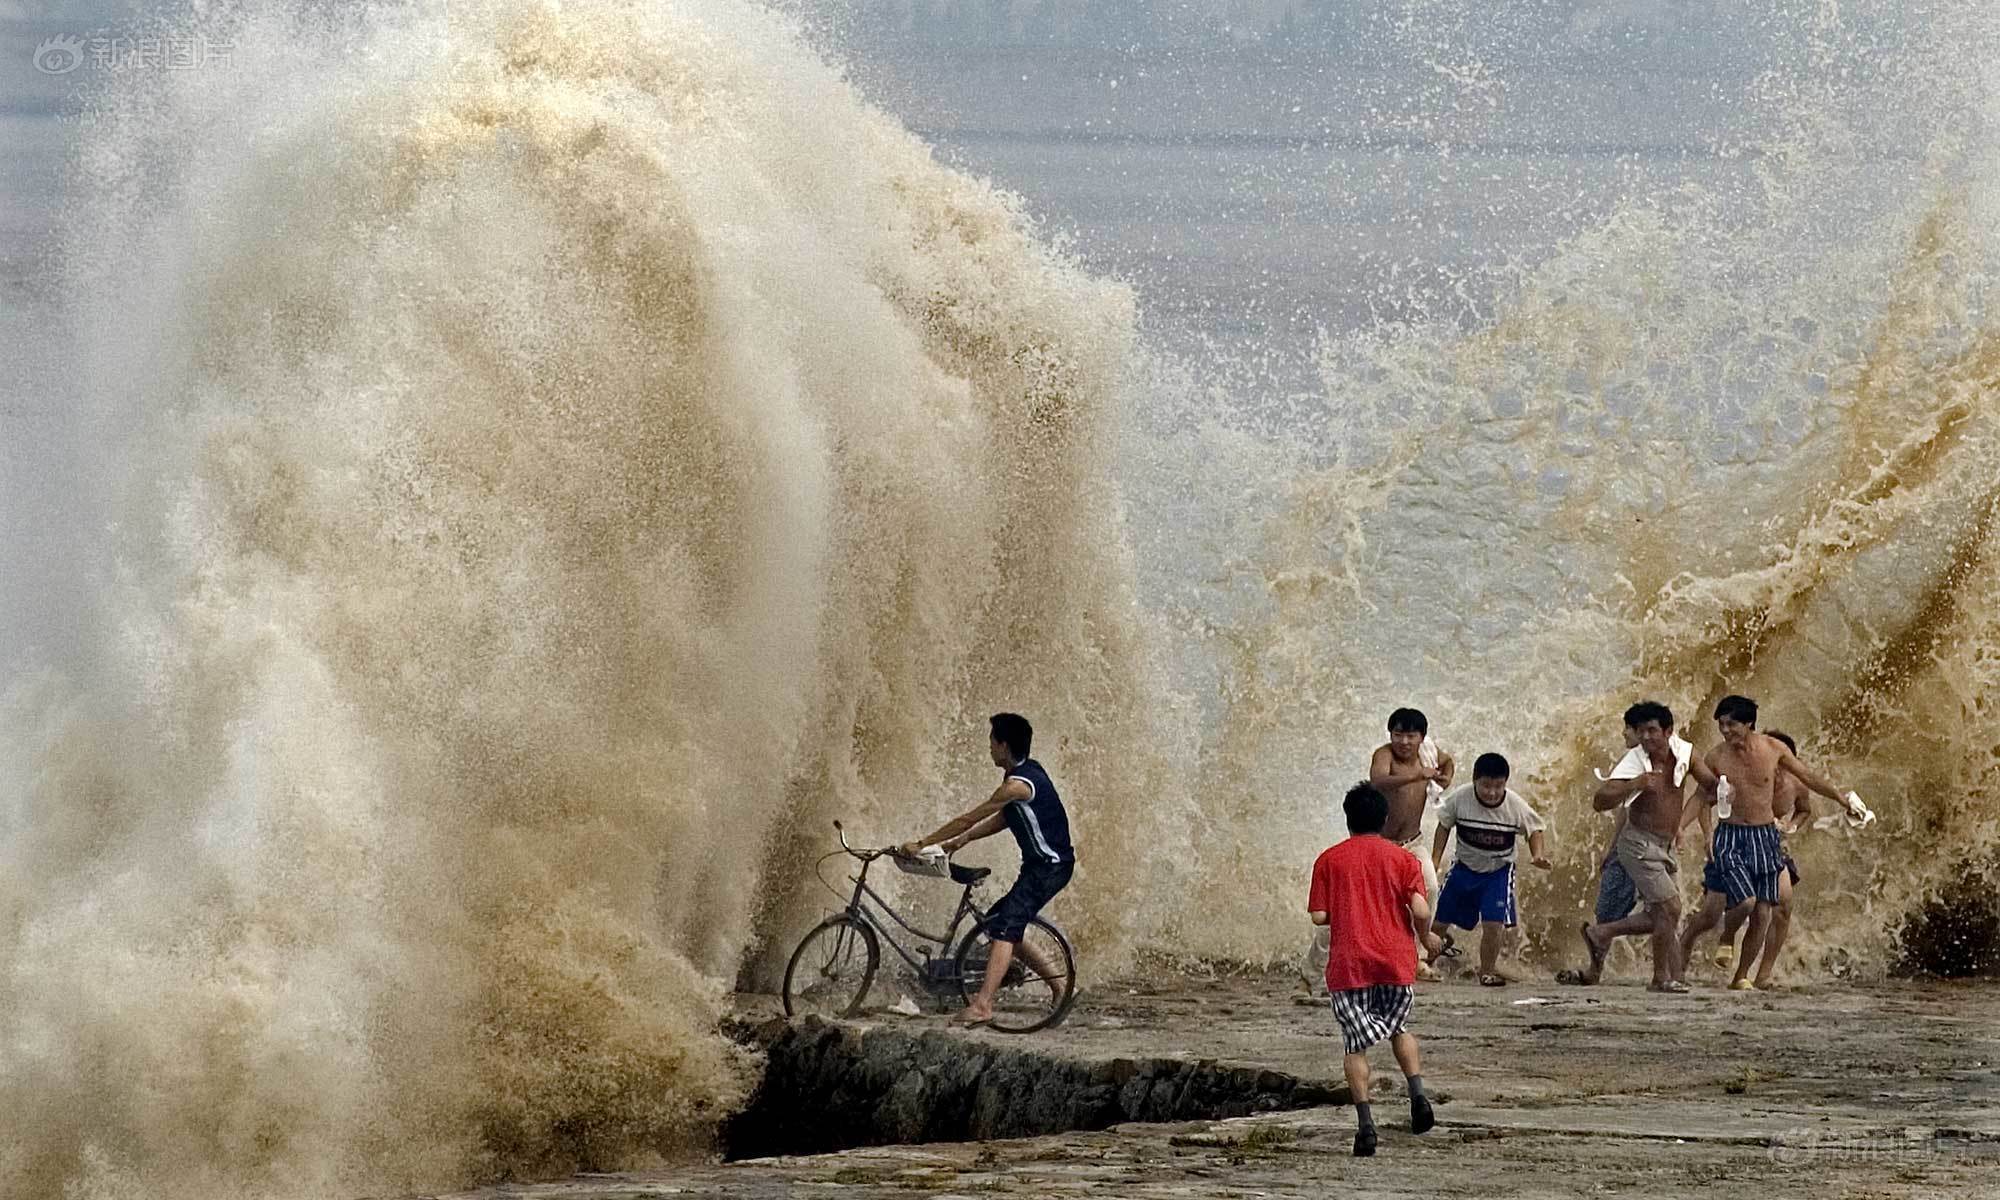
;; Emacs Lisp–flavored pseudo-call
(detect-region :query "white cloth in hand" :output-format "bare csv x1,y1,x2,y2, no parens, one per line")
1812,793,1876,832
1420,736,1445,810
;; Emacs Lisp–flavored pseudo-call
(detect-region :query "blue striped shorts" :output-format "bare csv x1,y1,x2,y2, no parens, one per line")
1702,822,1784,908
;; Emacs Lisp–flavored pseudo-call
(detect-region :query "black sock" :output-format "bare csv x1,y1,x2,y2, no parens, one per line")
1406,1074,1426,1101
1355,1102,1375,1130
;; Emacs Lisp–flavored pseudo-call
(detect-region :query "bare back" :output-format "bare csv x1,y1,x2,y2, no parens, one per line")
1708,733,1782,827
1773,769,1806,831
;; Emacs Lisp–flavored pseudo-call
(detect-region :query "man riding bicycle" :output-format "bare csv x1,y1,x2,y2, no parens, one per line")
900,712,1075,1027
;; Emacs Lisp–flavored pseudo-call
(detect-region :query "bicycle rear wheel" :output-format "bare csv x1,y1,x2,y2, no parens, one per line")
783,915,879,1019
953,915,1076,1033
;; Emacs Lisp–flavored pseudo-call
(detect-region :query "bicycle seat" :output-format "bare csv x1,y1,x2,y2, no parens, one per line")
950,863,991,886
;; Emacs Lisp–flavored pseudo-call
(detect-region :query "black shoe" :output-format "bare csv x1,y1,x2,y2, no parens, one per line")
1411,1095,1436,1135
1353,1125,1377,1157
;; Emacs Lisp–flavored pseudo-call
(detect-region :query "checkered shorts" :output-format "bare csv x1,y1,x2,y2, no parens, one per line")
1328,984,1414,1054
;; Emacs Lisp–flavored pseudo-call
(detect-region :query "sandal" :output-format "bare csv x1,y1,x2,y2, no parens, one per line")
1647,980,1692,994
1436,931,1464,960
1479,973,1507,988
1553,968,1594,987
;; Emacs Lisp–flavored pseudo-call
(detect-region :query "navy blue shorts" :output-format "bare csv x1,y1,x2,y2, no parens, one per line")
1435,863,1517,931
984,860,1073,942
1595,857,1638,924
1703,823,1784,908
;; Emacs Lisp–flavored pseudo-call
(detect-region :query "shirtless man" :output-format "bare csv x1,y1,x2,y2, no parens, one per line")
1677,697,1854,991
1369,708,1455,972
1580,701,1716,993
1712,730,1809,986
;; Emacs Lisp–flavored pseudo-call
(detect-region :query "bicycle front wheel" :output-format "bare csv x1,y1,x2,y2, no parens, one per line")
783,915,879,1019
953,915,1076,1033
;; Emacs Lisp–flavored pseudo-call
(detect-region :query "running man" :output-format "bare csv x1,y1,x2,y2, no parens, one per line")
1580,701,1715,993
1309,782,1439,1157
1712,729,1808,985
1677,697,1856,990
1368,708,1456,975
1556,729,1641,986
902,712,1074,1026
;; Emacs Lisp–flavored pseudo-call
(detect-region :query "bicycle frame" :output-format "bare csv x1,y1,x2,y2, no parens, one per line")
838,854,986,977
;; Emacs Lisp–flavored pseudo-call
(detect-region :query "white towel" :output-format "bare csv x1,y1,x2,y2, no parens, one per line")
1420,736,1445,810
1595,733,1695,806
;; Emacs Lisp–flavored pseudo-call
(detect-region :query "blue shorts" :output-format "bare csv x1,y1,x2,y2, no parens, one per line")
1435,863,1517,931
1595,856,1638,923
1702,823,1784,908
984,860,1073,942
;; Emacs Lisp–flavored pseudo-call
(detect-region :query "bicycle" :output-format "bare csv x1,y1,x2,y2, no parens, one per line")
782,820,1077,1033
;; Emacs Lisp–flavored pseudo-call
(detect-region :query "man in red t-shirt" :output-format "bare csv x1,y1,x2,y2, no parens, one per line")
1308,782,1439,1157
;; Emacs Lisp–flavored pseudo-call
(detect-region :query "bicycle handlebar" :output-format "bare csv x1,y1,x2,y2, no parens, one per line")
832,819,890,862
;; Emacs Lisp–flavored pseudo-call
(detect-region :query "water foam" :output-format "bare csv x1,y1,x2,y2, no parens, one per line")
1146,3,2000,977
9,0,2000,1195
4,1,1184,1193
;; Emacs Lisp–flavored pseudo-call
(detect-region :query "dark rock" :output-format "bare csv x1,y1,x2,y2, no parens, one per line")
719,1020,1344,1160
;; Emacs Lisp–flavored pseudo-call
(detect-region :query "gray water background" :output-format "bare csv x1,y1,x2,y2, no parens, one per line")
0,3,1939,664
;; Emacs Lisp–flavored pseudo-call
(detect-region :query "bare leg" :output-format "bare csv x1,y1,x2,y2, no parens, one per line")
1479,922,1503,977
1732,902,1776,988
1343,1050,1372,1110
1578,907,1651,983
962,938,1015,1019
1417,888,1443,972
1720,904,1750,941
1389,1031,1421,1078
1716,903,1749,967
1701,897,1754,975
1754,871,1794,988
1651,898,1684,986
1013,937,1068,1004
1674,891,1726,975
1588,910,1655,946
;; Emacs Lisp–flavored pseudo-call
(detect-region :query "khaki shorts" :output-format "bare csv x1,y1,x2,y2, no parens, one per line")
1614,824,1679,906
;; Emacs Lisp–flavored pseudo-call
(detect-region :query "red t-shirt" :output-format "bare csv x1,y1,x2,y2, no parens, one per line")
1308,834,1423,992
